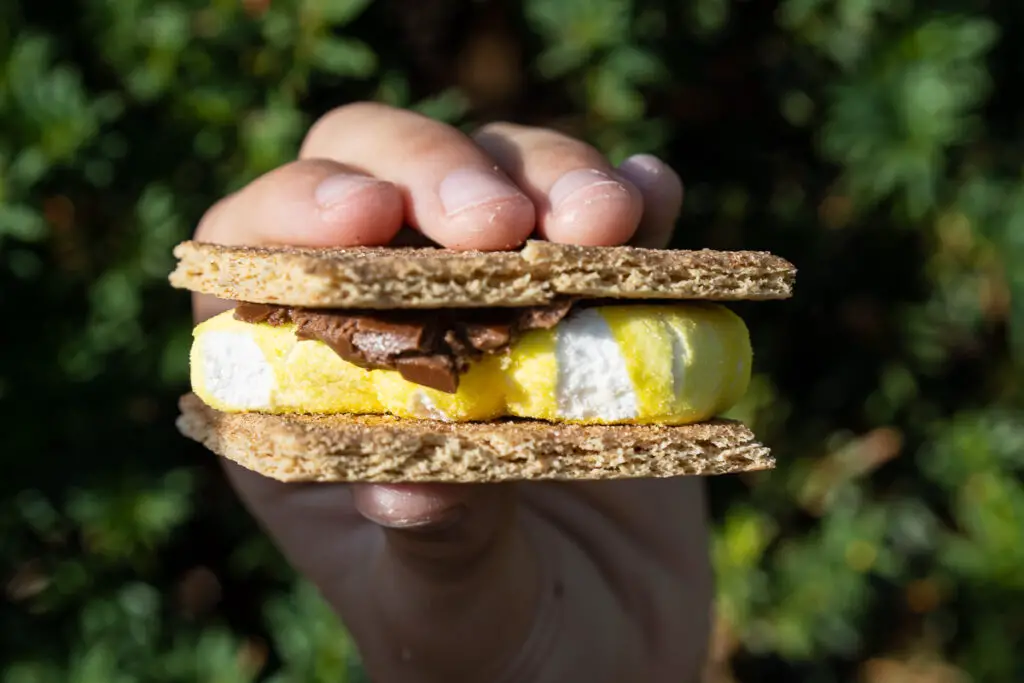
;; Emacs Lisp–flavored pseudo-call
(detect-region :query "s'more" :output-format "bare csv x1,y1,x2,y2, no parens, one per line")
169,239,796,482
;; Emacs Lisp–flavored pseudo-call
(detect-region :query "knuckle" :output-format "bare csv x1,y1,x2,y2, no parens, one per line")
302,101,468,163
402,125,465,161
256,159,354,199
274,158,337,182
548,137,597,161
300,102,395,152
471,120,519,139
518,130,607,168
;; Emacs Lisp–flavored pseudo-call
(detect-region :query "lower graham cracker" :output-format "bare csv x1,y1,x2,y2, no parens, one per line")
177,393,775,483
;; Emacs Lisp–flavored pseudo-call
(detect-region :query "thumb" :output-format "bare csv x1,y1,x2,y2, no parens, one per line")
351,483,541,680
351,483,516,575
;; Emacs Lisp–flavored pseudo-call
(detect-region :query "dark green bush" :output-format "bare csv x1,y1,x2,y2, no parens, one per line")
1,1,1021,681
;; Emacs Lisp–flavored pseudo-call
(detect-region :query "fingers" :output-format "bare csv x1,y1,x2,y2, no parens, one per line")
301,103,536,250
615,154,685,248
194,157,404,248
194,105,683,255
473,123,645,246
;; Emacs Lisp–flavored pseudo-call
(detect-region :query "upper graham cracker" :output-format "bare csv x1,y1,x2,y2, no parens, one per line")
169,240,796,309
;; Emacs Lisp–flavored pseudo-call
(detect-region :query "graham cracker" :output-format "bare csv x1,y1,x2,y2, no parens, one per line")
177,393,774,483
169,240,795,309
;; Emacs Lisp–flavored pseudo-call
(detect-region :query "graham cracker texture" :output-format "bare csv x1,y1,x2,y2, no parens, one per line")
170,240,795,309
520,240,794,301
177,393,775,483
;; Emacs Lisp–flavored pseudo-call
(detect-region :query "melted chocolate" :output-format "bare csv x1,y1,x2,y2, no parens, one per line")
233,300,574,393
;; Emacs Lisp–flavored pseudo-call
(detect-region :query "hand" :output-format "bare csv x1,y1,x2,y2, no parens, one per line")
192,103,712,683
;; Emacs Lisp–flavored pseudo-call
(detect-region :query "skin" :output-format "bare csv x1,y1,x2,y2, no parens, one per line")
192,103,712,682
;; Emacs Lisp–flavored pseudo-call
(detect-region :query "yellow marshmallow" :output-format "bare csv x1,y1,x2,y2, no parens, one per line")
190,303,753,425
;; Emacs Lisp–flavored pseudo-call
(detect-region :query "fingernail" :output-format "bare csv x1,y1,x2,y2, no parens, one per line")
438,169,523,217
616,154,666,189
549,168,626,210
315,174,387,209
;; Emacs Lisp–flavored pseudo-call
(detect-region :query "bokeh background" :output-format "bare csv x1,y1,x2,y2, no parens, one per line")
2,0,1022,681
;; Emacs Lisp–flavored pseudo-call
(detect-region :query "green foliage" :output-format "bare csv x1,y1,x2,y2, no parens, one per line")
2,0,1022,681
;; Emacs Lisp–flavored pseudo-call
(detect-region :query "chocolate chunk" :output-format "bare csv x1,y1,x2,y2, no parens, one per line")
517,299,575,330
443,329,475,359
351,317,436,359
292,313,361,364
352,328,412,359
234,302,292,325
231,299,577,394
462,323,512,352
395,355,459,394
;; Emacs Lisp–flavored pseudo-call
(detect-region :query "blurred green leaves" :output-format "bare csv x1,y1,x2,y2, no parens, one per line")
821,16,997,218
524,0,670,159
311,37,377,78
922,413,1024,589
0,34,121,252
239,97,308,180
313,0,374,24
3,35,122,162
6,579,261,683
526,0,633,77
590,46,667,123
713,508,776,629
263,582,366,683
0,203,47,244
67,471,193,562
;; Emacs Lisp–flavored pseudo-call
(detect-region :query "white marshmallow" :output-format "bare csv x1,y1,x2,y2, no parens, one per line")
554,308,638,421
199,331,273,409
